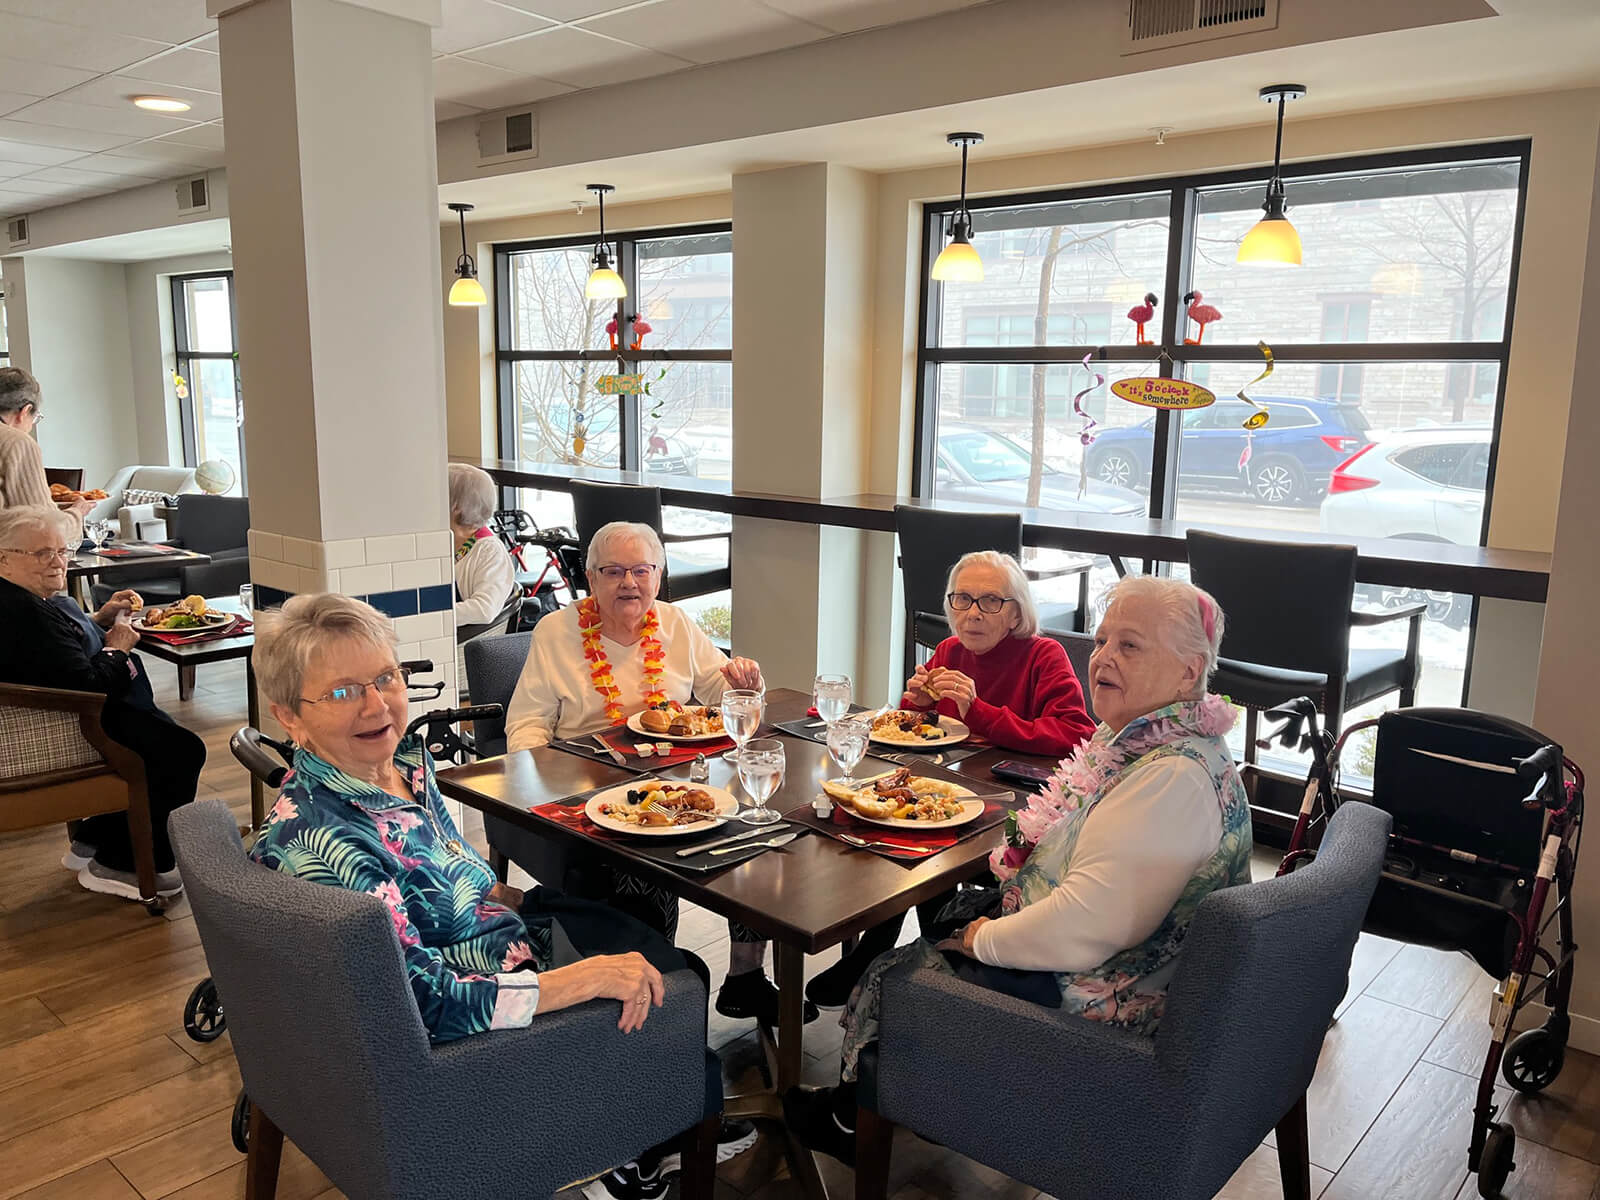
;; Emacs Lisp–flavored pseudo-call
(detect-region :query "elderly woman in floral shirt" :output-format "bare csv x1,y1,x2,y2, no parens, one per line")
785,575,1252,1164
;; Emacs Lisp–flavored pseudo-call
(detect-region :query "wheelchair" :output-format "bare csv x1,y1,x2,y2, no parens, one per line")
181,659,502,1152
1267,698,1583,1199
491,508,584,624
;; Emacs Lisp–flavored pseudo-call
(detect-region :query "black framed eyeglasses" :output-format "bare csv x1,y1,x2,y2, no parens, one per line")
301,667,411,706
947,592,1013,614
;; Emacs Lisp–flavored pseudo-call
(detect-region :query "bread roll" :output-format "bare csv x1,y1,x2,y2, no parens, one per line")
640,709,672,734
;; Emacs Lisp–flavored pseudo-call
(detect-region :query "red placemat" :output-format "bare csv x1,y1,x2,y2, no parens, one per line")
138,616,252,645
530,790,805,873
785,790,1017,865
596,728,736,768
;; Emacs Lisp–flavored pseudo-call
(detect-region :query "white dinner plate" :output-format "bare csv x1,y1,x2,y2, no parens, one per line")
837,779,985,829
867,713,970,749
584,782,741,837
132,610,234,633
625,708,729,742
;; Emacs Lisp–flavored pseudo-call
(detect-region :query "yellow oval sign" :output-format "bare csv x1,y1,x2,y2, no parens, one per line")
1111,377,1217,411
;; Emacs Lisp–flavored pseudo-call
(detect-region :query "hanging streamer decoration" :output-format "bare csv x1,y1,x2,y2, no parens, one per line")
1236,341,1275,477
1073,353,1105,499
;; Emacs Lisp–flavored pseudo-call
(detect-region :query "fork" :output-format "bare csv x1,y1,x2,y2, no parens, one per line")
837,833,939,854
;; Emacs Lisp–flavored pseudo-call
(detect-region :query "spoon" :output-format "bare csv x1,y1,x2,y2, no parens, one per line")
837,834,938,854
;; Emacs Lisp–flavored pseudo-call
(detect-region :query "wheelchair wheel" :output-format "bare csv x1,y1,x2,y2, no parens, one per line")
1476,1122,1515,1197
1503,1027,1564,1094
231,1090,251,1154
183,979,226,1043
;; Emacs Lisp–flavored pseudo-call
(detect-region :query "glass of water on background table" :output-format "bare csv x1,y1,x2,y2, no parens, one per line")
826,715,870,785
736,738,786,826
719,688,764,763
813,673,852,726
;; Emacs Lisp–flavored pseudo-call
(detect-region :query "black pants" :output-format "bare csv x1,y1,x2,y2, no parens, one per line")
77,703,206,874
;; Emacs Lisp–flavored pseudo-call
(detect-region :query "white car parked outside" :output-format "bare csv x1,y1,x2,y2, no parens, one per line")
1319,426,1490,545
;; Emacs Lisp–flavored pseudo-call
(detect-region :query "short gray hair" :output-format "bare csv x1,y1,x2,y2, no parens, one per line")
0,367,41,417
943,550,1039,638
585,521,665,572
0,503,75,548
1100,575,1226,688
448,463,497,529
253,592,398,712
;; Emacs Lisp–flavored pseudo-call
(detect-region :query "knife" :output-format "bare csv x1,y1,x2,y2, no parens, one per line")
709,830,799,856
591,734,628,766
677,822,790,857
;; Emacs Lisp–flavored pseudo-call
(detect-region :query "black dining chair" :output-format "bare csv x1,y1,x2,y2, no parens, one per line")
570,481,730,603
1185,529,1425,767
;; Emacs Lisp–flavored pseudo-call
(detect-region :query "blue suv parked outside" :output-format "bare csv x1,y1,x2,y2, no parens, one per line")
1085,396,1371,506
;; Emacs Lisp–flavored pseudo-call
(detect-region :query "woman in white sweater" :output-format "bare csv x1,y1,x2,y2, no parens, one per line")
449,464,516,629
785,575,1253,1164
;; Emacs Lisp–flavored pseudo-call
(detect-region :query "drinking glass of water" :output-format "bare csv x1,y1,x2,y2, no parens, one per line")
736,738,786,826
813,673,852,726
719,689,765,763
826,715,871,786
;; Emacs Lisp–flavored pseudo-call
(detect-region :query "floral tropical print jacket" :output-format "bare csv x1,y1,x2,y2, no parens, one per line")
250,735,548,1042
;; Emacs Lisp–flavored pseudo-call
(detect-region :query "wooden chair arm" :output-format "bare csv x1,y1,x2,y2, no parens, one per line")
0,681,109,717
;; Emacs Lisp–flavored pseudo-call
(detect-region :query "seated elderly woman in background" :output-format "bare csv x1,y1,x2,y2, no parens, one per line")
785,575,1252,1164
806,549,1097,1009
248,593,755,1198
505,521,814,1027
0,505,204,899
448,463,516,630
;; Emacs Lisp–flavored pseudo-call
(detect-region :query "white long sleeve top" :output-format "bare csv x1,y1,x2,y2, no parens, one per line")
453,534,517,627
972,755,1224,972
504,601,734,750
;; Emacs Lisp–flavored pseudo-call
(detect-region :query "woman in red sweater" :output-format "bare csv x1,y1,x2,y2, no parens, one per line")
807,550,1095,1009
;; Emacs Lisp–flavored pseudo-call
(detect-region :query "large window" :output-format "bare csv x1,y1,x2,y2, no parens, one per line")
917,145,1528,716
171,272,244,495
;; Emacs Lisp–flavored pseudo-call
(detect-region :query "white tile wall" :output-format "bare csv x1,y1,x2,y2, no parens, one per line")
365,534,417,564
297,566,331,594
280,536,326,569
250,556,300,593
339,562,393,595
417,530,451,559
394,610,446,643
325,538,367,569
391,557,445,590
248,530,284,561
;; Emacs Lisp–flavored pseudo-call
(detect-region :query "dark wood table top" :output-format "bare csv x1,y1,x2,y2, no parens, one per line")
68,544,211,580
463,456,1549,602
131,597,254,666
438,689,1055,954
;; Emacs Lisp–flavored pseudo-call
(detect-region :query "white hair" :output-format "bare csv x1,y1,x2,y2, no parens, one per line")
585,521,666,572
253,592,399,712
942,550,1039,639
1099,574,1225,688
447,463,497,529
0,503,75,548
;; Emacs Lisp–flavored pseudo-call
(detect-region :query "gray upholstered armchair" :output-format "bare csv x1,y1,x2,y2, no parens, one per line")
855,801,1392,1200
170,800,719,1200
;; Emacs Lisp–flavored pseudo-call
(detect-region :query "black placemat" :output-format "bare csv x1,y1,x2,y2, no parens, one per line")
774,714,988,766
782,789,1017,867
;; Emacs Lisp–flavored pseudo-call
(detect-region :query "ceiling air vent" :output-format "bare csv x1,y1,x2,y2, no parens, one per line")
476,108,538,166
1122,0,1279,53
4,215,28,249
176,175,209,214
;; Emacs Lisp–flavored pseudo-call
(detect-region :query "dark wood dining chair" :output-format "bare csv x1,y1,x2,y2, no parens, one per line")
570,480,731,602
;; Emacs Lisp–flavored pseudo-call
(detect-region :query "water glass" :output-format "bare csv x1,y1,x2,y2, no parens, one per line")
238,583,254,613
826,716,871,785
736,738,786,826
720,688,764,763
813,673,852,726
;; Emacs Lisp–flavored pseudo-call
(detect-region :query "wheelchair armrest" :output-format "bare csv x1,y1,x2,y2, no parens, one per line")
1350,601,1428,627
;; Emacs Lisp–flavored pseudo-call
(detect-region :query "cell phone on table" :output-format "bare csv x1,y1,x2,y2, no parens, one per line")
990,760,1053,789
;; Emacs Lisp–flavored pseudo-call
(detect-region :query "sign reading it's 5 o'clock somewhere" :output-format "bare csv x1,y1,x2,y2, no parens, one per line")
1111,377,1216,411
597,373,645,395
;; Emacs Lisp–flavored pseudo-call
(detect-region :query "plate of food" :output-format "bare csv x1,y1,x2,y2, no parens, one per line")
821,767,982,828
50,483,109,508
133,595,234,633
868,710,969,749
585,781,741,837
627,702,727,742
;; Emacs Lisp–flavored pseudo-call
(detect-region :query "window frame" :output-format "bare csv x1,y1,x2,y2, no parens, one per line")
170,269,244,492
492,221,733,473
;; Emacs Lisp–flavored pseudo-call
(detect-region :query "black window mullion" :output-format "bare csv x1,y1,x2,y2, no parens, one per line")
170,278,198,467
1147,185,1195,523
911,206,944,498
617,239,641,471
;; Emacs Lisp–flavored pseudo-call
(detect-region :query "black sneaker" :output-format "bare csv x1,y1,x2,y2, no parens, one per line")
656,1118,759,1177
715,969,819,1025
580,1158,667,1200
782,1086,856,1167
804,954,862,1011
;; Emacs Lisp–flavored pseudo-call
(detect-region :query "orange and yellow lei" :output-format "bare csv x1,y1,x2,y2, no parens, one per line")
578,597,667,724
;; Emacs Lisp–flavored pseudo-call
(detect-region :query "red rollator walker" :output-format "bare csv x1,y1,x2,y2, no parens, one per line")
1265,698,1583,1199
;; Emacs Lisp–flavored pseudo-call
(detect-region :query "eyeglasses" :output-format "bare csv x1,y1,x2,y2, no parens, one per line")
594,564,659,583
948,591,1013,614
300,667,411,707
1,545,71,563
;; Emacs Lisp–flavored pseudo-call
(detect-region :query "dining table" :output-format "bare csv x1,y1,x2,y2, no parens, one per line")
437,687,1052,1196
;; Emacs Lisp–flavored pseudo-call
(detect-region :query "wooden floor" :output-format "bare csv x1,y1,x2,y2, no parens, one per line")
4,658,1599,1200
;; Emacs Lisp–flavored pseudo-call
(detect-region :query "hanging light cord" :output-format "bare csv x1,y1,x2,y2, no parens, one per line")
1265,92,1288,209
594,189,609,268
955,138,972,239
456,206,475,277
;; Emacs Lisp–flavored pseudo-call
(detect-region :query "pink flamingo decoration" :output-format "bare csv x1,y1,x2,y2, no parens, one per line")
629,316,652,351
1126,292,1158,346
1183,290,1222,344
604,316,619,353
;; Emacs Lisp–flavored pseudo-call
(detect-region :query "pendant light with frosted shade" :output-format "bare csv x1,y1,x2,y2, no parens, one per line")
931,132,985,282
446,202,487,306
585,184,627,300
1237,85,1307,267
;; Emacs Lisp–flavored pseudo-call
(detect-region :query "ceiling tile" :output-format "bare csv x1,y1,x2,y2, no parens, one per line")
0,92,35,118
462,26,689,89
23,163,160,186
0,137,83,166
0,13,174,73
496,0,652,19
0,0,215,44
580,0,826,63
154,121,224,150
7,96,200,138
189,32,217,52
433,0,554,54
756,0,976,35
0,54,100,97
121,48,223,93
0,175,95,196
72,151,188,177
433,55,573,108
91,139,211,167
0,118,129,152
56,77,224,121
435,98,484,121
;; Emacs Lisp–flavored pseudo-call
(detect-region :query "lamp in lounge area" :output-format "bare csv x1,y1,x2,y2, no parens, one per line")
446,202,487,306
585,183,627,300
931,132,985,282
1237,84,1307,266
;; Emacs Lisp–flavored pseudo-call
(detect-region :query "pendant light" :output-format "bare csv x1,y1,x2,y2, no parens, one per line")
446,202,487,306
931,132,984,283
585,183,627,300
1237,84,1307,267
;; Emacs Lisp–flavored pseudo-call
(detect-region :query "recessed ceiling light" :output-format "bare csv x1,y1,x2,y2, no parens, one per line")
131,95,191,113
